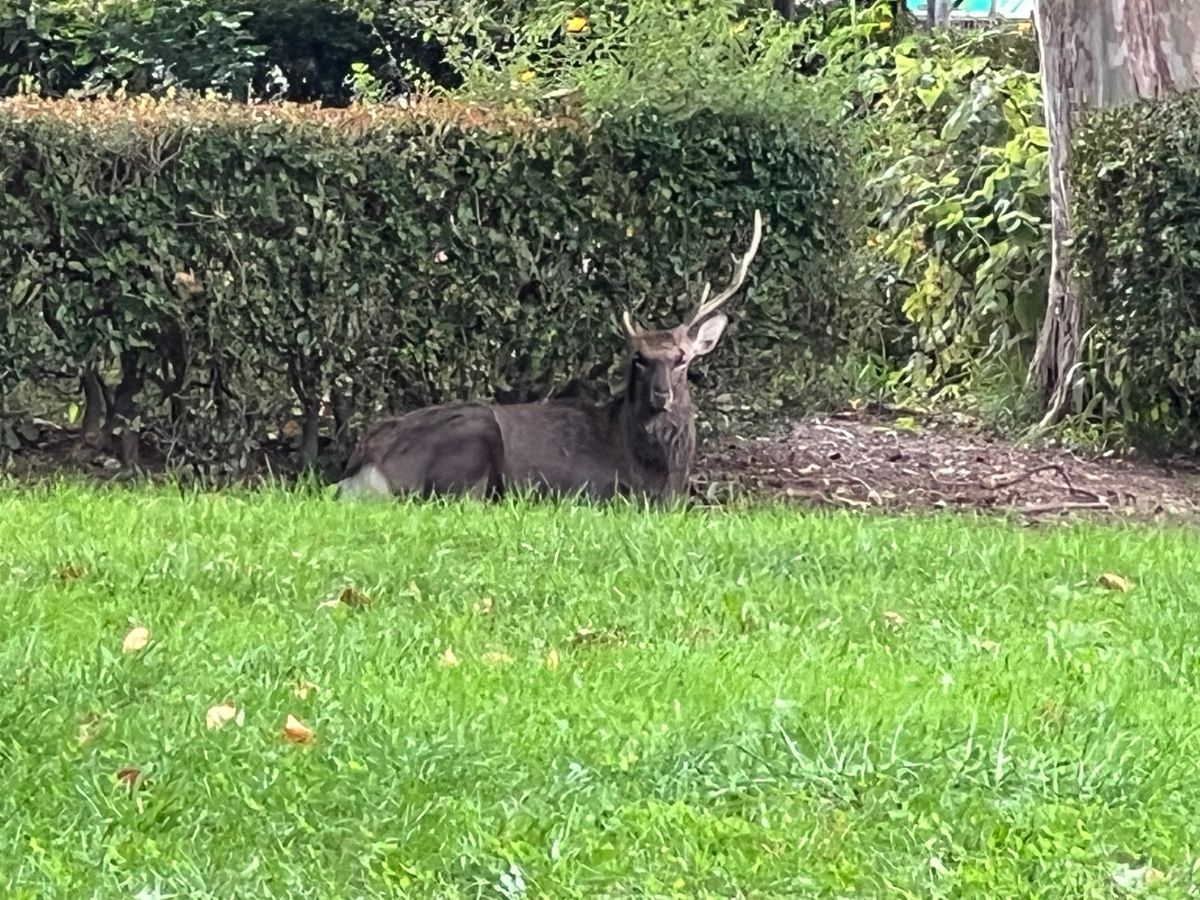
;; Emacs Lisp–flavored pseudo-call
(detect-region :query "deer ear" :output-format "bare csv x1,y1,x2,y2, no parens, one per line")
689,313,728,357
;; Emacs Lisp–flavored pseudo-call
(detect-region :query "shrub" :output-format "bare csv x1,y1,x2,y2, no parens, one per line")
782,2,1047,401
0,0,266,97
0,0,455,104
1071,89,1200,446
870,32,1048,395
0,95,856,472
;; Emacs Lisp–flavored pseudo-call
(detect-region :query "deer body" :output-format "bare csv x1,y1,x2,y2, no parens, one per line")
336,363,698,501
336,211,762,503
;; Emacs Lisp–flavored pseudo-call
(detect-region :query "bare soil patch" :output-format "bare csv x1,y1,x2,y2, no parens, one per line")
696,408,1200,523
8,410,1200,523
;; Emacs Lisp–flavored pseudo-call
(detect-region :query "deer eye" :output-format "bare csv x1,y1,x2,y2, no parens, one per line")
633,355,650,370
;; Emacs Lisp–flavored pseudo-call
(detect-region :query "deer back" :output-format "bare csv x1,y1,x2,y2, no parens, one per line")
490,399,657,498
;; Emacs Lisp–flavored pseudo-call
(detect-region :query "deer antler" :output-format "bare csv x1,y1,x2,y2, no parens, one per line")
622,309,640,337
689,209,763,325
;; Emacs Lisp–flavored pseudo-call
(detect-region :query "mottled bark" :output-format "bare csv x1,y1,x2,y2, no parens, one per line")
1030,0,1200,425
1028,0,1083,423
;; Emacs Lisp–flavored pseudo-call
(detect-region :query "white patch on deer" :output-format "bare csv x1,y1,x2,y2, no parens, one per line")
336,464,391,499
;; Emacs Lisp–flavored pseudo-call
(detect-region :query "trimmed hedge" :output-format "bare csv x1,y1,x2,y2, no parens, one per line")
0,96,856,473
1072,89,1200,443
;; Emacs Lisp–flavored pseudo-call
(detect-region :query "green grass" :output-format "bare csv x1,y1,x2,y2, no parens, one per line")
2,485,1199,898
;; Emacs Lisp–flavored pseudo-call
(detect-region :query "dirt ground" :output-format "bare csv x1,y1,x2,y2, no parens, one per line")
695,408,1200,524
9,408,1200,523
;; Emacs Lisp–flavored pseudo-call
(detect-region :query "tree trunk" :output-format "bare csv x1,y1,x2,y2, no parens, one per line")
1027,0,1082,425
80,368,107,447
1029,0,1200,425
106,350,144,466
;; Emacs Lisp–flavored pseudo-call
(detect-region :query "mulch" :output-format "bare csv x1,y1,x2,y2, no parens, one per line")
694,408,1200,523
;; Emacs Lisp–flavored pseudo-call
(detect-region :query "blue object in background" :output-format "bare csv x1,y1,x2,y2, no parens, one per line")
908,0,1033,17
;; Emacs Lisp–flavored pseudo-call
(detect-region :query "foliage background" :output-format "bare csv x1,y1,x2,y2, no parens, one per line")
0,92,857,473
4,0,1198,466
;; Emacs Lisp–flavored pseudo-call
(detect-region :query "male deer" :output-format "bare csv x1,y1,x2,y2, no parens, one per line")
336,210,763,502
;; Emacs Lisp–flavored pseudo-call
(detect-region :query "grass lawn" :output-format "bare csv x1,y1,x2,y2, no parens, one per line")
1,485,1199,897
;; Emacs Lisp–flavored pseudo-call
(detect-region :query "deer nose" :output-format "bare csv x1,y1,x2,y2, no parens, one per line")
650,388,672,410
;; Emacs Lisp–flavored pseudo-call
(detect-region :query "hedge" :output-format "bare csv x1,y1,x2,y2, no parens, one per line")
0,96,856,474
1072,89,1200,444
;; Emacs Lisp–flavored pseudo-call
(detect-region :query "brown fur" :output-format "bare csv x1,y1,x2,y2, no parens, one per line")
336,212,762,503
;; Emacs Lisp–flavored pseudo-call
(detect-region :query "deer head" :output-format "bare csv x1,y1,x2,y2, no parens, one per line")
619,209,763,418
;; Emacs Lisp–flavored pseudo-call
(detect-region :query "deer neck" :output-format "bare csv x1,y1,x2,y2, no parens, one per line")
615,383,696,493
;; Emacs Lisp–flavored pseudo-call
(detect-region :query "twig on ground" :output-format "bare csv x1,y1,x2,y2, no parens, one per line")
828,491,873,509
813,423,859,443
988,462,1106,503
989,462,1067,490
1015,499,1112,517
833,469,883,505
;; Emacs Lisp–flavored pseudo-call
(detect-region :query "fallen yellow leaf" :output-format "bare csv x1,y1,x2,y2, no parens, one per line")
439,646,460,668
475,597,494,615
116,766,142,789
205,703,241,730
122,626,150,653
292,679,318,700
545,646,561,670
282,714,315,744
565,15,588,33
518,69,537,82
1098,573,1131,592
883,610,906,629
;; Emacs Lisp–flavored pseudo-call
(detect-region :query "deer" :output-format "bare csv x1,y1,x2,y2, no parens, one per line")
335,210,763,503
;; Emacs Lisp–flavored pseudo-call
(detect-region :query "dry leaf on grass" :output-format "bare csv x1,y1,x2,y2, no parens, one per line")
116,766,142,789
475,597,495,615
77,712,102,746
883,610,906,630
282,714,315,745
1098,572,1132,592
570,626,622,646
438,646,460,668
205,703,243,730
57,563,86,581
292,680,318,700
318,585,374,610
121,626,150,653
1111,863,1165,891
545,647,561,670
